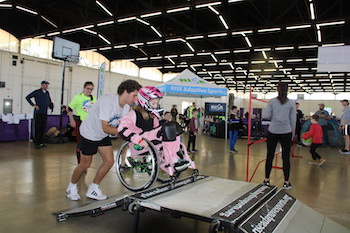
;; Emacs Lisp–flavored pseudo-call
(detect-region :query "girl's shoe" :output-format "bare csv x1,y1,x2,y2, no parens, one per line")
263,179,270,186
283,182,292,190
308,160,318,164
318,158,326,166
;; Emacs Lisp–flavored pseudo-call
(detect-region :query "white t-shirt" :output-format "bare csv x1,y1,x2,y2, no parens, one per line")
80,94,130,141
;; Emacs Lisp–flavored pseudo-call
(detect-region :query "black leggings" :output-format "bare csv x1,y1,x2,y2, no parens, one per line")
265,131,292,181
310,143,322,160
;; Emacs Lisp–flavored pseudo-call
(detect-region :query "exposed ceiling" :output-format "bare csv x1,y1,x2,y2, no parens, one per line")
0,0,349,93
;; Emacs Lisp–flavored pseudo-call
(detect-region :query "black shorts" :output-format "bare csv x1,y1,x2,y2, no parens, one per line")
79,136,112,155
342,124,350,136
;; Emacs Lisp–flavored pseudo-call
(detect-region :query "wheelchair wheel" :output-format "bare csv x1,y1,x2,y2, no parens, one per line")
116,139,159,191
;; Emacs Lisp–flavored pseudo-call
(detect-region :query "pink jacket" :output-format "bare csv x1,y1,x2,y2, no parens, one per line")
118,110,160,144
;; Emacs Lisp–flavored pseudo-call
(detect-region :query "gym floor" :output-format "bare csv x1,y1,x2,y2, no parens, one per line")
1,133,349,233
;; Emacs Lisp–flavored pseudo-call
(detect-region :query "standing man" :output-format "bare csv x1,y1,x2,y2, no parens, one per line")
25,81,53,149
170,105,178,122
65,79,141,201
339,99,350,154
295,102,304,144
315,103,330,145
189,102,196,118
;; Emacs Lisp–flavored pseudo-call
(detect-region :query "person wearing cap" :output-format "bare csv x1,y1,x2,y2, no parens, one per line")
315,103,330,145
339,99,350,154
25,81,53,149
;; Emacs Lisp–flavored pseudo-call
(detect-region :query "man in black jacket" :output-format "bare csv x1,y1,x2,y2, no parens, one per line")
26,81,53,149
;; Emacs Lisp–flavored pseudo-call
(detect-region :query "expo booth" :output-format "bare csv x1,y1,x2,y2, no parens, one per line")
157,69,228,138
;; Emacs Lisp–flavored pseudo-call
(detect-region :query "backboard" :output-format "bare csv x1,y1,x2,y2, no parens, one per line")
52,37,80,63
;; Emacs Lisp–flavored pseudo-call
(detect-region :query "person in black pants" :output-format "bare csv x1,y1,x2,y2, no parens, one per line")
263,83,296,190
26,81,53,149
187,109,199,153
295,102,304,144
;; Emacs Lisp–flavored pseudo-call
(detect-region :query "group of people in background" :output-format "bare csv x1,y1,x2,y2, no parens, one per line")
25,79,350,197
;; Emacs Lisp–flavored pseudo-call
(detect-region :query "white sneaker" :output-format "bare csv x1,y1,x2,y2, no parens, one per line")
65,185,81,201
86,184,107,200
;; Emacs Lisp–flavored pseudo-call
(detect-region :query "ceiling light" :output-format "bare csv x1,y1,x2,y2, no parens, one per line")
165,38,185,42
219,15,229,29
96,0,113,16
306,58,318,61
190,65,196,71
41,16,58,28
117,16,136,22
136,57,148,61
275,46,294,51
83,28,97,35
164,65,175,68
98,34,111,44
150,26,162,37
208,33,227,38
197,52,211,56
257,27,281,33
298,45,318,49
180,54,194,57
130,42,143,47
34,35,46,38
140,12,162,18
62,28,77,33
287,59,303,62
165,55,177,58
254,48,271,52
211,54,218,62
322,43,345,47
235,61,249,64
251,61,265,64
208,6,220,15
166,7,190,13
214,50,230,54
186,42,195,52
229,63,235,70
243,35,252,47
114,45,127,49
47,32,60,36
261,51,267,59
16,5,38,15
0,4,12,7
195,2,221,8
146,40,162,45
135,18,150,26
99,47,111,51
75,25,94,30
309,3,315,20
232,30,253,35
317,30,322,42
97,20,114,26
150,56,162,60
186,35,204,40
317,20,345,27
233,49,250,53
286,24,311,30
228,0,244,3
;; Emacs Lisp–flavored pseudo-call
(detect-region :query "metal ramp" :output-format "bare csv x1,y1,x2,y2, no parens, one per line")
54,176,350,233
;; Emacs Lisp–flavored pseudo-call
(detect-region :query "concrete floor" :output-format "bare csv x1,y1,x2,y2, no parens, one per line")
1,133,349,233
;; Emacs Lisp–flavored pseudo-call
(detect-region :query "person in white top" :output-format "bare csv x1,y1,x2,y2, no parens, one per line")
65,80,141,201
339,99,350,154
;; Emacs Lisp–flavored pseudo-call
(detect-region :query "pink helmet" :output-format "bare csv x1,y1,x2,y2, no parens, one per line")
138,86,164,118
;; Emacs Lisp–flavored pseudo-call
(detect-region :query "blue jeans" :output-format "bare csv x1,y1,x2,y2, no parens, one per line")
229,130,239,150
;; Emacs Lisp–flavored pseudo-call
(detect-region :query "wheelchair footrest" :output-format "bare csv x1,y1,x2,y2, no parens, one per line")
174,161,191,172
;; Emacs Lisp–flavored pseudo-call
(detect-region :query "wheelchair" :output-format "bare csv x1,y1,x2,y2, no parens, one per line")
115,122,197,191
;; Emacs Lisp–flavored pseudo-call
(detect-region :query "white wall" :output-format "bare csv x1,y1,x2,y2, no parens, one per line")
0,50,161,114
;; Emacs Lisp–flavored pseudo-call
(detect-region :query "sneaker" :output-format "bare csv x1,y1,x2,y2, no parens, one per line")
263,179,270,186
308,160,318,165
318,158,326,166
187,150,192,153
65,185,81,201
233,149,238,153
339,149,350,154
192,149,198,153
35,144,41,149
39,143,47,148
86,184,107,200
230,150,237,153
283,182,292,190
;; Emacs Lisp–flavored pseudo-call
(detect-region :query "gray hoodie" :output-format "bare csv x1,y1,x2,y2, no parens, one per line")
263,97,296,137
